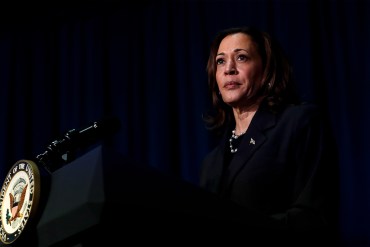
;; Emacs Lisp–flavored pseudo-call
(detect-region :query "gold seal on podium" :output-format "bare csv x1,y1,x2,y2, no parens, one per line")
0,160,40,245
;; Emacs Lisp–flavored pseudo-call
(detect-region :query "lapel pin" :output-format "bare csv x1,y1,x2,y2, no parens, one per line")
250,138,255,145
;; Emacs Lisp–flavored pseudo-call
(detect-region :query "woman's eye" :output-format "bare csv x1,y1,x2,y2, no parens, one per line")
238,55,248,61
216,58,224,65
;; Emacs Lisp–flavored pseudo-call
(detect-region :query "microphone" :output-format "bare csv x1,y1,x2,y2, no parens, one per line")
35,117,121,173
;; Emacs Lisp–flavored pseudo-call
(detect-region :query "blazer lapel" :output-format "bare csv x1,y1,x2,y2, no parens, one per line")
224,107,277,190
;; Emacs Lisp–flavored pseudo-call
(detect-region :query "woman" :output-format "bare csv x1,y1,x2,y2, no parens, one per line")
200,27,340,246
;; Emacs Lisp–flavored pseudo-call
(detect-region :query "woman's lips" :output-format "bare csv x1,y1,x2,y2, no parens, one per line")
224,81,240,89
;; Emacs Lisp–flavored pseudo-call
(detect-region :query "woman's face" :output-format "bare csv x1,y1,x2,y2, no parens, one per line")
215,33,263,107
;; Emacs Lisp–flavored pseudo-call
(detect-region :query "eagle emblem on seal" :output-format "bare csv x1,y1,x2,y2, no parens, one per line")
6,178,28,225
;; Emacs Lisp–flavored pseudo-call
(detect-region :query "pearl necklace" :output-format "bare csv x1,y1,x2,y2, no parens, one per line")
229,129,247,153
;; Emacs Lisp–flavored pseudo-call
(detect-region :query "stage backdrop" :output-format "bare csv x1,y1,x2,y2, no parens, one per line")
0,1,369,246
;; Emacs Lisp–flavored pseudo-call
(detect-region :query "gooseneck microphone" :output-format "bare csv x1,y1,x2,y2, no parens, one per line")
35,117,121,173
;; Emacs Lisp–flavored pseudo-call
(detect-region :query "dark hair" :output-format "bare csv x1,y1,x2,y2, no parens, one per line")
203,26,300,132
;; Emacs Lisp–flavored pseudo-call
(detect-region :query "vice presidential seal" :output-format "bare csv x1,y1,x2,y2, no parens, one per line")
0,160,40,244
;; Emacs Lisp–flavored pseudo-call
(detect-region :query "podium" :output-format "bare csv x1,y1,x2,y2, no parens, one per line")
10,145,283,247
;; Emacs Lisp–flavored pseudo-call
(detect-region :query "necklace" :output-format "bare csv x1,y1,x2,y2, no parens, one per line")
229,129,247,153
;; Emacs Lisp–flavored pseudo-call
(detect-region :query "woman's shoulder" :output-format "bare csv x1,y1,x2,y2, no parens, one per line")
277,102,325,128
280,102,321,118
283,102,320,113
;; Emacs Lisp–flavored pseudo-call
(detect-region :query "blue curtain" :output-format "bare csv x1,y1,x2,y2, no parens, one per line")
0,0,369,245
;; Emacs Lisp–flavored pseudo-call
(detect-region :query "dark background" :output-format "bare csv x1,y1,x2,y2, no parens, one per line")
0,0,369,246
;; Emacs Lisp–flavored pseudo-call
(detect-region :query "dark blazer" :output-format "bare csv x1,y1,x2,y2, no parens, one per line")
200,103,340,245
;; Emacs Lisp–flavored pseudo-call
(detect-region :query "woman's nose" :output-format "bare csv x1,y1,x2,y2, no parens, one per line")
225,60,237,75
